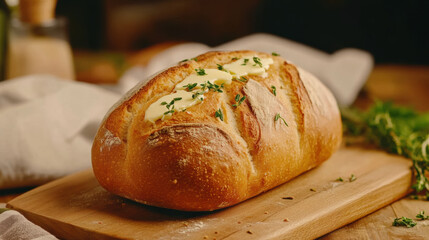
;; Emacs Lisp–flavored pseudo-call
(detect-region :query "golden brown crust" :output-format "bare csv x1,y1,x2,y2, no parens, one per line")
92,50,342,211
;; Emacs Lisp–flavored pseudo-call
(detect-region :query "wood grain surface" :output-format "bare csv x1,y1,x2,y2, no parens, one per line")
322,199,429,240
7,147,412,240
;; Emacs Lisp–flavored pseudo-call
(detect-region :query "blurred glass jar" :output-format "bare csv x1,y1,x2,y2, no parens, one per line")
6,16,75,80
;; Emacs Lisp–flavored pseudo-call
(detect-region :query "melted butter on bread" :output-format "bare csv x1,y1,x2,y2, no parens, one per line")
144,57,273,123
223,57,273,77
175,69,232,90
144,90,202,123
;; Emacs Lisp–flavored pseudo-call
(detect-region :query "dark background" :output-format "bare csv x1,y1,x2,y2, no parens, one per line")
56,0,429,64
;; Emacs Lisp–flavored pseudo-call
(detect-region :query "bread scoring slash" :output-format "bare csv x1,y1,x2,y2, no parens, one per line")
92,51,342,211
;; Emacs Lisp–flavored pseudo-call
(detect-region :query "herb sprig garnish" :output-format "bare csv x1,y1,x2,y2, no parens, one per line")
161,97,182,116
215,109,224,121
342,101,429,198
161,97,182,110
183,83,198,91
271,86,277,96
234,76,247,82
233,94,246,107
191,91,204,101
253,57,263,67
335,174,356,182
189,80,225,101
392,211,429,228
336,177,344,182
242,58,249,66
392,217,417,228
195,68,207,75
275,113,288,126
217,64,226,72
201,81,224,93
416,210,429,220
416,211,429,221
164,108,175,115
272,52,280,56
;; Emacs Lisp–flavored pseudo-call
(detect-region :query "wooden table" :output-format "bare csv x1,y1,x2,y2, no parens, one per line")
1,45,429,239
321,65,429,239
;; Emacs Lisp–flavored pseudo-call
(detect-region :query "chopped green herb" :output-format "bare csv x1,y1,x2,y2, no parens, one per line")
336,177,344,182
164,109,175,115
253,57,263,67
192,91,204,100
164,104,175,116
392,217,417,228
215,109,224,121
242,58,249,66
200,83,206,90
179,59,189,63
341,101,429,196
416,211,429,220
232,94,246,107
183,83,198,91
191,57,198,61
272,52,280,56
238,76,248,82
195,68,207,76
161,101,167,105
274,113,288,126
232,57,239,61
349,174,357,182
271,86,277,96
165,97,182,110
217,64,225,71
208,81,221,92
201,81,224,93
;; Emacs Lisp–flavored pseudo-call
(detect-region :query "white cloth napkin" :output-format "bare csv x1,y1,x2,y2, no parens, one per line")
0,75,120,189
0,33,373,239
0,209,57,240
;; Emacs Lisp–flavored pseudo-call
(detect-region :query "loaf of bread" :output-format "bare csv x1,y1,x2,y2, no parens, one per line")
92,51,342,211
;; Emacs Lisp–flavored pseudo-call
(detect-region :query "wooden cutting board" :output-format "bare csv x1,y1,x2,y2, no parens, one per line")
7,147,412,240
